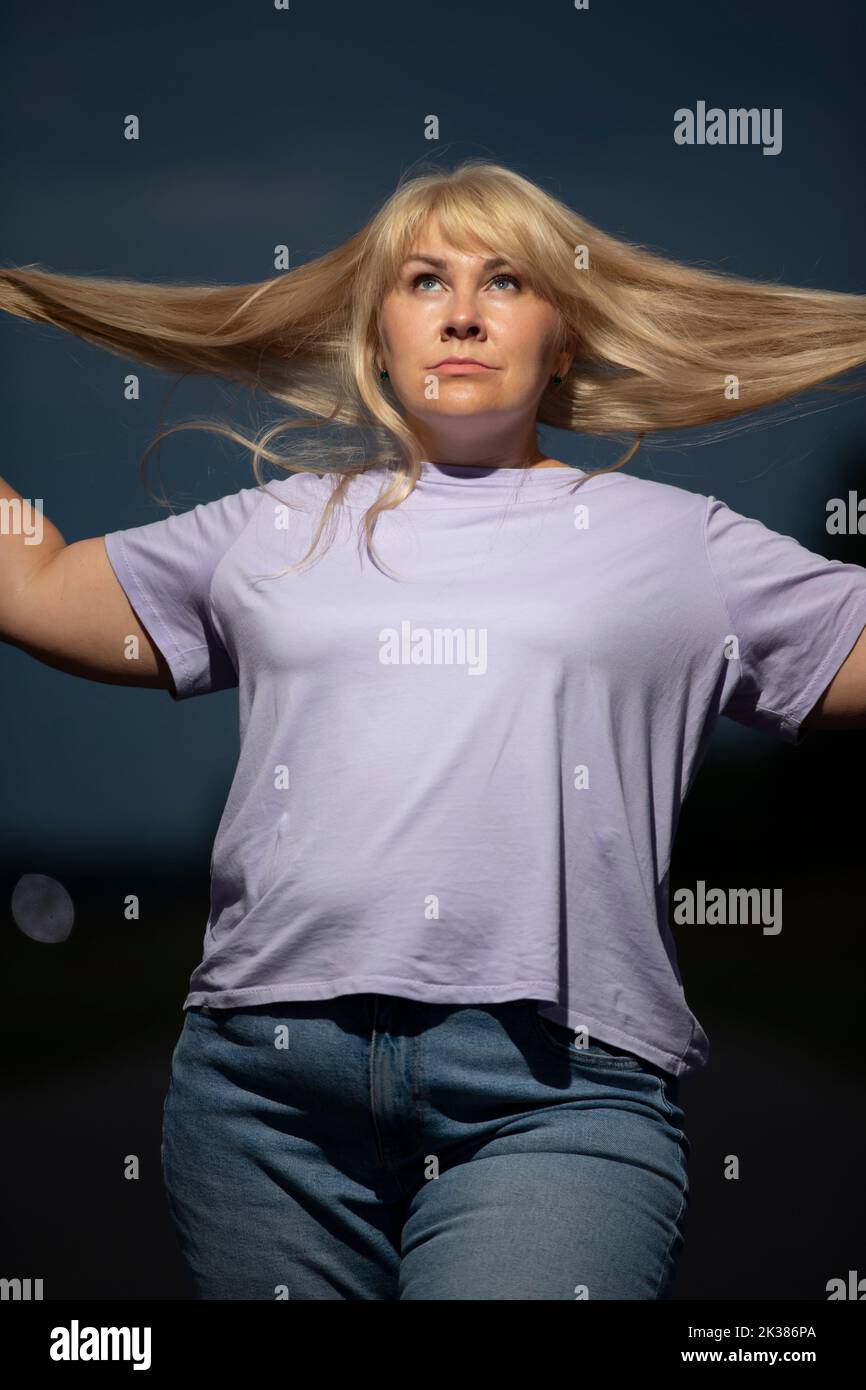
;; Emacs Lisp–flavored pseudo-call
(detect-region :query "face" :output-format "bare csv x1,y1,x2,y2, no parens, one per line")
375,215,573,454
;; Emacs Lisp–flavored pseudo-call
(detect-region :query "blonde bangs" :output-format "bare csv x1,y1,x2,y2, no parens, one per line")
370,165,569,306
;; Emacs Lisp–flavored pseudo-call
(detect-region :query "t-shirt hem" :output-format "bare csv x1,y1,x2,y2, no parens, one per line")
535,1002,695,1078
181,978,698,1078
184,976,559,1009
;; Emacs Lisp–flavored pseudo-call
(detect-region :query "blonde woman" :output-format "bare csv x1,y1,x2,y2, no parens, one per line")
2,161,865,1301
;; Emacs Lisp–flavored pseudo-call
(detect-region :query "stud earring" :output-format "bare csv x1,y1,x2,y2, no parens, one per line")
552,374,562,385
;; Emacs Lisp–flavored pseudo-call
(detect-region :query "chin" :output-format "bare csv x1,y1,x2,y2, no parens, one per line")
416,404,503,423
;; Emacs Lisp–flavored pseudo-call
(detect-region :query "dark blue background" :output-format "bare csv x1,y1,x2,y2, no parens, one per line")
1,0,864,1301
2,0,864,858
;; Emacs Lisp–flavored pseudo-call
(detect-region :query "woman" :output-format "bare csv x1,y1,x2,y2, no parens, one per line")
2,160,865,1300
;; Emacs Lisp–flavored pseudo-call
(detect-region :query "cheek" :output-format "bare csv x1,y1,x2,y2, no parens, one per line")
380,319,416,365
378,296,412,348
501,343,552,386
525,315,559,359
495,309,557,359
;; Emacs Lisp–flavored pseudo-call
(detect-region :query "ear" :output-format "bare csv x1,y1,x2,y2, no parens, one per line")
558,328,578,377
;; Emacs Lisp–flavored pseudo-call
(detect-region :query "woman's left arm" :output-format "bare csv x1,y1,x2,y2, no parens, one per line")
803,622,866,730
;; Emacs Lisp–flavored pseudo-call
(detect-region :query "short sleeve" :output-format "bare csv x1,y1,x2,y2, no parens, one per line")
103,485,266,700
704,494,866,744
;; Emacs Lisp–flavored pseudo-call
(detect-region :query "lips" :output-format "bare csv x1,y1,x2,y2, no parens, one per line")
431,359,492,368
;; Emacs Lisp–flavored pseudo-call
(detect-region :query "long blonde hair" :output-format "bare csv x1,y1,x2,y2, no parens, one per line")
3,157,865,570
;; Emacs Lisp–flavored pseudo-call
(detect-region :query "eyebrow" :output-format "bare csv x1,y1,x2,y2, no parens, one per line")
400,254,514,271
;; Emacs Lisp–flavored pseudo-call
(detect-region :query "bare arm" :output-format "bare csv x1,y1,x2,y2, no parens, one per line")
0,474,174,692
802,621,866,730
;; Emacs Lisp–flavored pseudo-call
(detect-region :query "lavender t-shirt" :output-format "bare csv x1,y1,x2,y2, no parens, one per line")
103,461,866,1077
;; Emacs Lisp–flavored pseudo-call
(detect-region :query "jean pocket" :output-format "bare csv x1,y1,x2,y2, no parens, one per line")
531,1008,646,1070
200,1004,282,1051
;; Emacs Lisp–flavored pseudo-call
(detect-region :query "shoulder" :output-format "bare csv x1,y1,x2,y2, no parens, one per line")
249,469,342,516
578,468,710,528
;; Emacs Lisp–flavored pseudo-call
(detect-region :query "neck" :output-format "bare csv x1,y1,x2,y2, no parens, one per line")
406,417,559,470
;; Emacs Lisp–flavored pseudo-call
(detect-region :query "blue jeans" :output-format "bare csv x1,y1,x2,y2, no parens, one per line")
161,995,690,1299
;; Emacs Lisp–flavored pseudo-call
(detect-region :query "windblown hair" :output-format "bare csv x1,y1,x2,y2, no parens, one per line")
2,157,865,570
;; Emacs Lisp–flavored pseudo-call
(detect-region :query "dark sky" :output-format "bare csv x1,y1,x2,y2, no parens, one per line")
1,0,865,861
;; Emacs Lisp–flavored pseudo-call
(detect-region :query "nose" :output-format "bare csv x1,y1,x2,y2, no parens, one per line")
442,315,484,342
440,286,487,342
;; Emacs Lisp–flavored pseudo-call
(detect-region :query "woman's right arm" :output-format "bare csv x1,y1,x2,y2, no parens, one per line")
0,474,175,692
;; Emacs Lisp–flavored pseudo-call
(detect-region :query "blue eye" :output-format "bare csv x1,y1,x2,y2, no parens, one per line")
410,272,521,291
